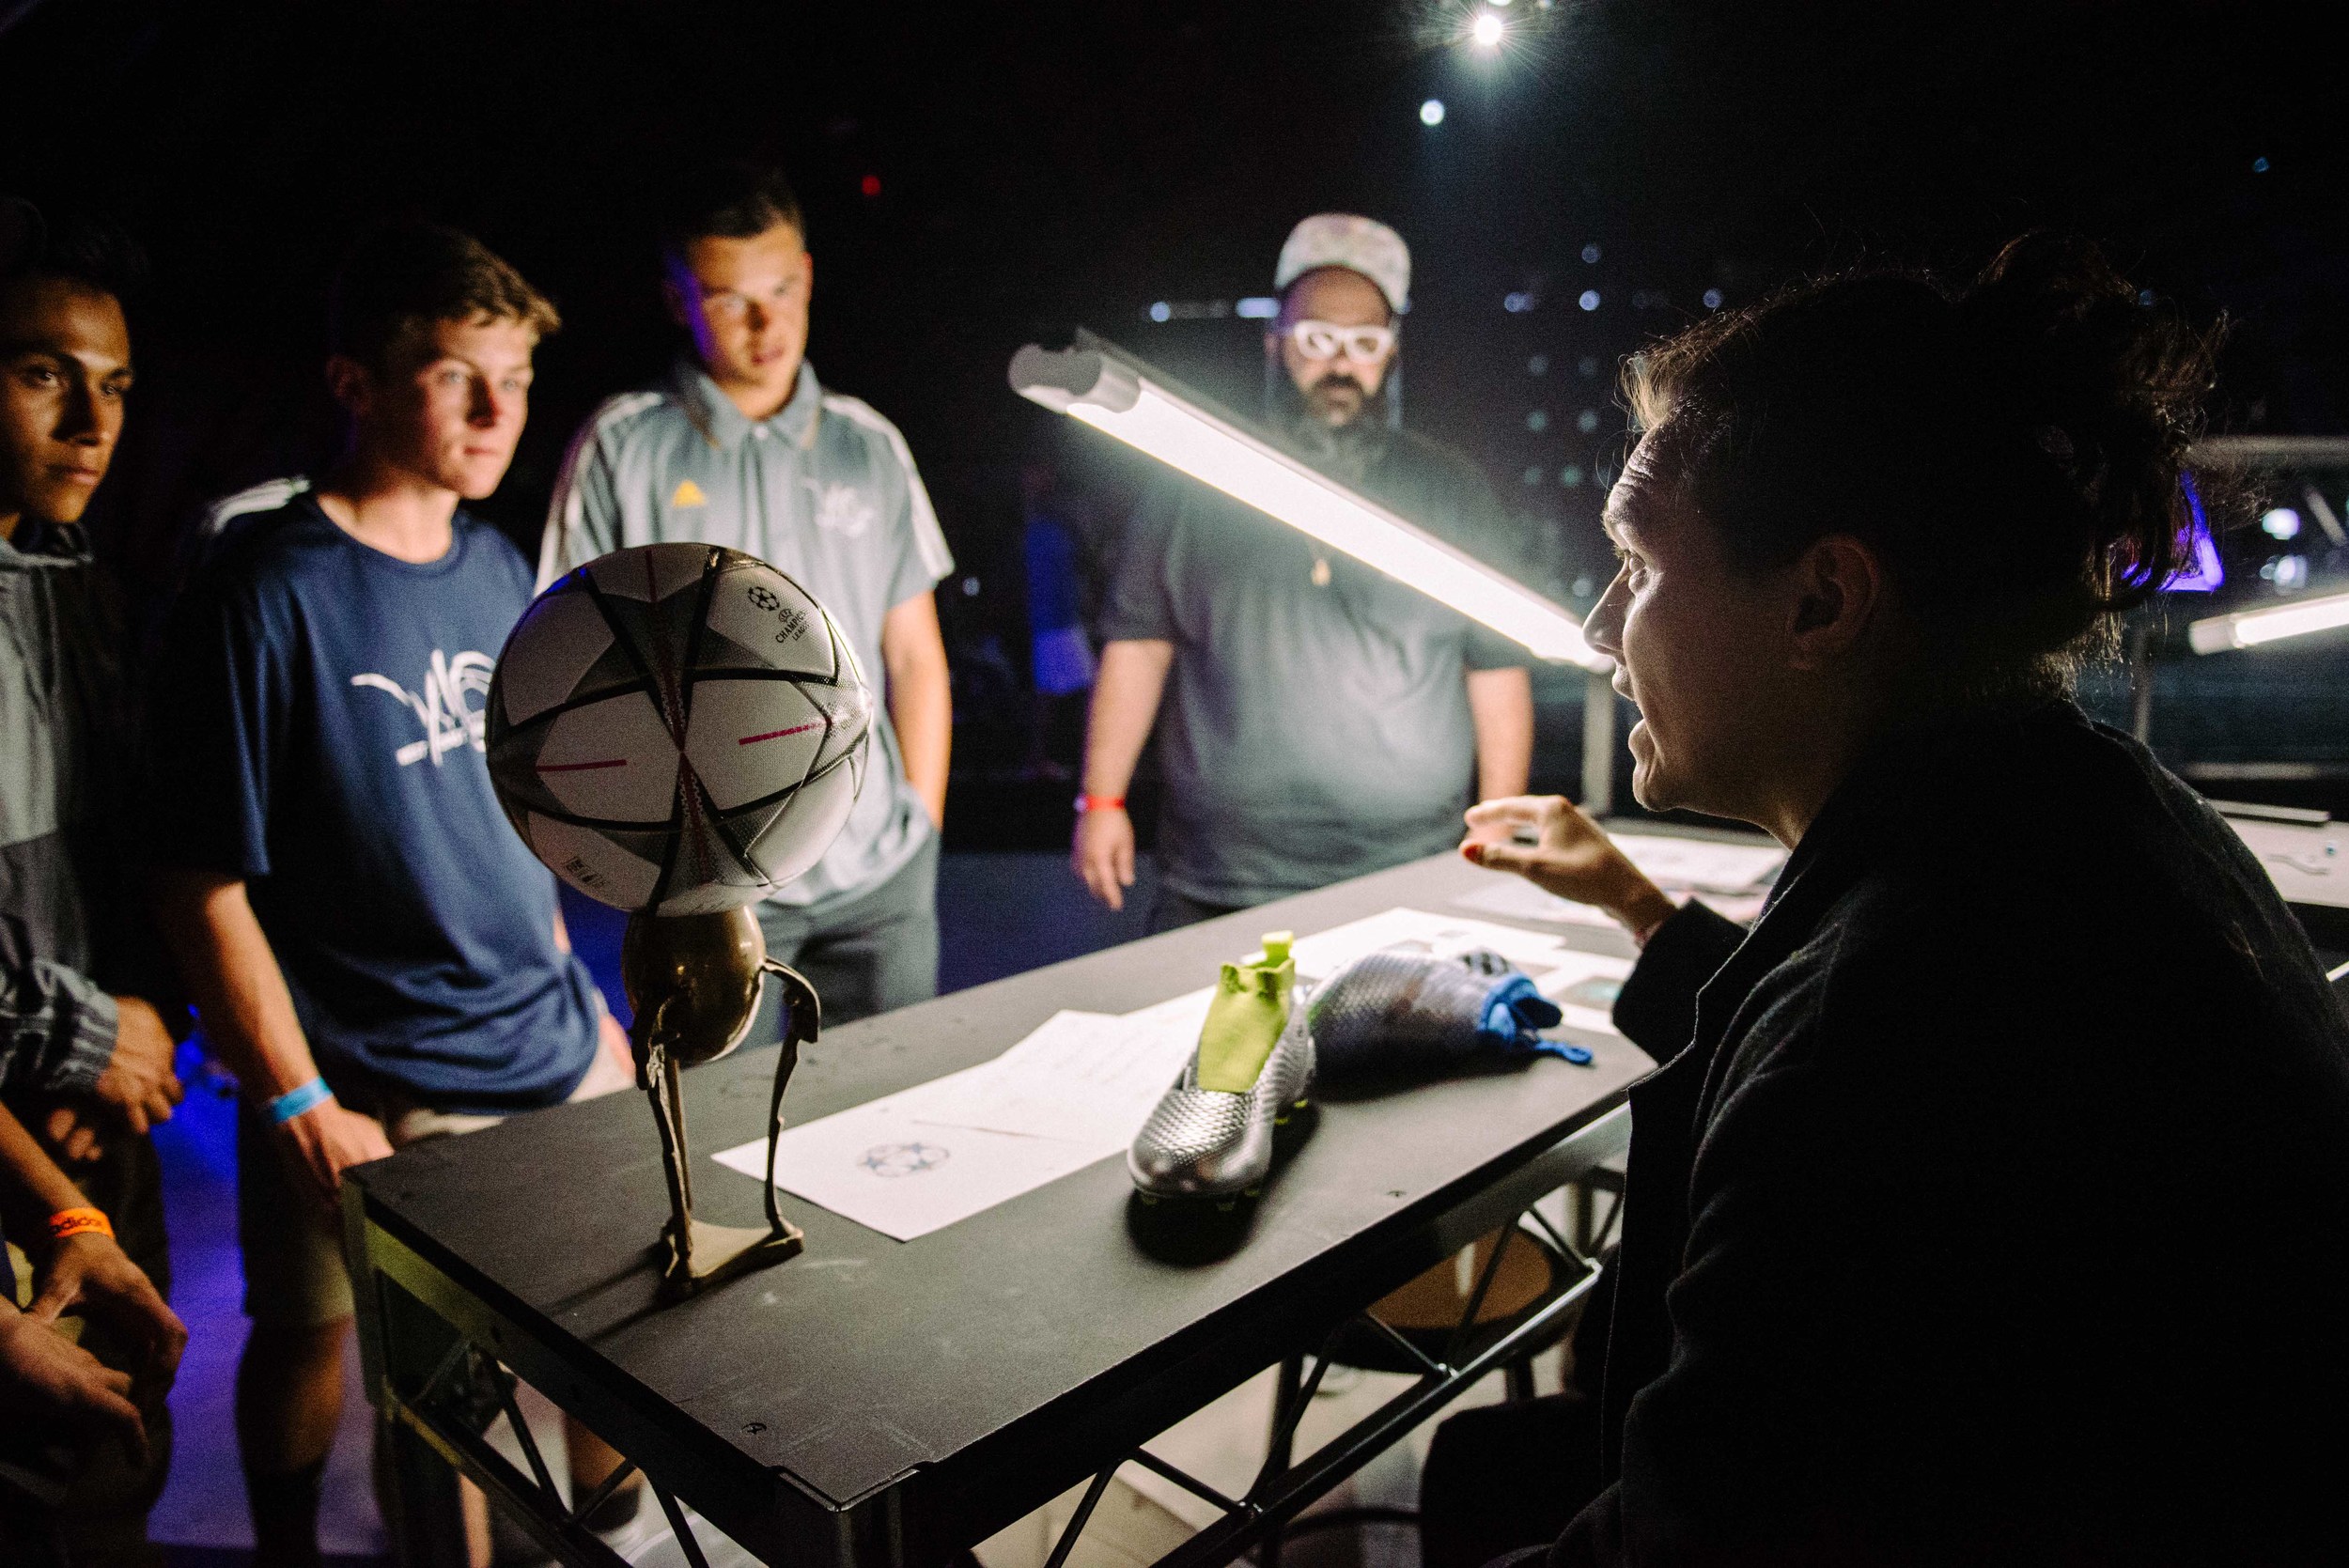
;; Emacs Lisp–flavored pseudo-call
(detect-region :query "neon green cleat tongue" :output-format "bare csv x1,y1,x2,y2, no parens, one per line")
1196,932,1297,1094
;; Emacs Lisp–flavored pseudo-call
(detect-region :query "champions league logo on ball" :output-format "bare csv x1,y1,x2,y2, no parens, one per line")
486,543,873,1294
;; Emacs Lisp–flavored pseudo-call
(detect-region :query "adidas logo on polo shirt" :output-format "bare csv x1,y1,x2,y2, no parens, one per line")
670,479,708,508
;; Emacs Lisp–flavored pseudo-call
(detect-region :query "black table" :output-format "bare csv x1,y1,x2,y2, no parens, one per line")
349,851,1669,1568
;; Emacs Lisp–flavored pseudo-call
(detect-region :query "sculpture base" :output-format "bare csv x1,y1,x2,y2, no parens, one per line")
661,1218,804,1296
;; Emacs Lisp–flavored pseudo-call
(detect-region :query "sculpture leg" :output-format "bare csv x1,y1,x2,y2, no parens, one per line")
760,959,820,1236
663,1059,696,1214
642,1040,697,1282
619,913,805,1298
646,975,807,1296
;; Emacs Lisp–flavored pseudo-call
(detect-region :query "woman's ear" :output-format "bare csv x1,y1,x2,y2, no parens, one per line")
1785,534,1889,670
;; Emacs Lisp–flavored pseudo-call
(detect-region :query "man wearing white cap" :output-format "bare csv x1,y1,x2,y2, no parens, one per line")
1074,214,1536,927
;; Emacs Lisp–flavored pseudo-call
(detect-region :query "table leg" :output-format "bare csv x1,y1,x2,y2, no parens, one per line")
1261,1356,1306,1568
370,1270,475,1568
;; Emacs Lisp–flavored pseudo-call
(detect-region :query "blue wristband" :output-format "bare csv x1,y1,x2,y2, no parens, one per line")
268,1078,333,1125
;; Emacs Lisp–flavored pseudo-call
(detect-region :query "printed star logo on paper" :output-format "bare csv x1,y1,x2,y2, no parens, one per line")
860,1142,950,1178
670,479,708,508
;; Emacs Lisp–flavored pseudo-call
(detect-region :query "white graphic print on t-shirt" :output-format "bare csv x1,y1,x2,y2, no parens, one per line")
350,649,495,767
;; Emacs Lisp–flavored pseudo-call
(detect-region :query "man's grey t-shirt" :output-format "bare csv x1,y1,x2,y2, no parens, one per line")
540,361,953,909
1100,426,1533,908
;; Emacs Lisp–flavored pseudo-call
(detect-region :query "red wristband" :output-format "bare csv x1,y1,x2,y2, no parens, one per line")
1075,795,1127,814
47,1206,113,1244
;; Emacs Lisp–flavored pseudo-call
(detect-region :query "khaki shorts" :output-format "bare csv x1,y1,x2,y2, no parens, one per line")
239,1031,634,1327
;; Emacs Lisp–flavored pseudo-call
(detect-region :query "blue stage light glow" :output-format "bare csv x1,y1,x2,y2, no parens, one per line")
2167,473,2224,593
1421,99,1446,126
1579,289,1600,311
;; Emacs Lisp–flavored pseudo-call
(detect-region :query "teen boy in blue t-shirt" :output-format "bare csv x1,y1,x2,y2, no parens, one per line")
146,224,635,1566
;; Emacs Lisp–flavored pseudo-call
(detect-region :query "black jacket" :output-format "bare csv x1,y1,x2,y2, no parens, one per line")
1558,703,2349,1566
0,520,150,1096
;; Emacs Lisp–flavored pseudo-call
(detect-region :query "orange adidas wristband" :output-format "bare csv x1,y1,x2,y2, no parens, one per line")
47,1206,114,1244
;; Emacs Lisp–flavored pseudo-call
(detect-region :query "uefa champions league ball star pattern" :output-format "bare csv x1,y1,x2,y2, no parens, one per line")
486,543,873,917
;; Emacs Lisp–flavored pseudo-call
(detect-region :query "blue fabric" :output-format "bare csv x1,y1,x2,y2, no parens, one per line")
1022,511,1084,633
146,499,600,1114
1479,973,1580,1061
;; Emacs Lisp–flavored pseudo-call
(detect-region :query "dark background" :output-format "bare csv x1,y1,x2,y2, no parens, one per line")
7,0,2347,821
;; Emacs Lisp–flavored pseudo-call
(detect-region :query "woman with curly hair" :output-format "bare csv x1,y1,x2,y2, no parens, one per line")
1450,236,2349,1565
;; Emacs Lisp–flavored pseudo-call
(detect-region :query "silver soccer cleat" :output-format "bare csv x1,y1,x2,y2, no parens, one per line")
1129,966,1317,1203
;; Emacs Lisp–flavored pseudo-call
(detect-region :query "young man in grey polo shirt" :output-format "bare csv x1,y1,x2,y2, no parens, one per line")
541,163,954,1022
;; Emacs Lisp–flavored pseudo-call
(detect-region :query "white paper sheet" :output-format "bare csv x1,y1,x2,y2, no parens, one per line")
715,1007,1200,1240
1530,949,1636,1036
712,1088,1112,1242
1452,877,1624,929
2229,815,2349,909
1609,832,1786,893
909,1009,1195,1142
1279,907,1577,982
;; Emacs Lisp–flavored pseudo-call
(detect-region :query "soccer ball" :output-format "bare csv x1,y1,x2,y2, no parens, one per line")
486,543,872,917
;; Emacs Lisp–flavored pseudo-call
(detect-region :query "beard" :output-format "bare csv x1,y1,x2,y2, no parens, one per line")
1301,372,1370,427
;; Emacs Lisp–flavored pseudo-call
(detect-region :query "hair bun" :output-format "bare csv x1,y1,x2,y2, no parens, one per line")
1958,233,2219,602
1624,233,2225,697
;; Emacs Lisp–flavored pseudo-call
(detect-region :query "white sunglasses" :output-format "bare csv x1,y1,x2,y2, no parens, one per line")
1289,318,1396,363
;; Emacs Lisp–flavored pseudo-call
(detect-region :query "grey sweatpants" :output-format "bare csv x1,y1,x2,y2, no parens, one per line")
754,835,940,1034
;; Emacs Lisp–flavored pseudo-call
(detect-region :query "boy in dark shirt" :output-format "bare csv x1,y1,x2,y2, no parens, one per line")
0,198,187,1568
148,224,632,1567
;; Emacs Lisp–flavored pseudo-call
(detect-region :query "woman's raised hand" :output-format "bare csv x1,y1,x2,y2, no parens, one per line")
1460,796,1678,941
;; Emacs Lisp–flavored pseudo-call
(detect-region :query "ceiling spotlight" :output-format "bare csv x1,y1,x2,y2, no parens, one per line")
1470,11,1505,47
1420,98,1446,126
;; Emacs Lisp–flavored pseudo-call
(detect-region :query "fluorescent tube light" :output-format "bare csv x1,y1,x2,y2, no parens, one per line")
2188,588,2349,653
1009,343,1610,670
